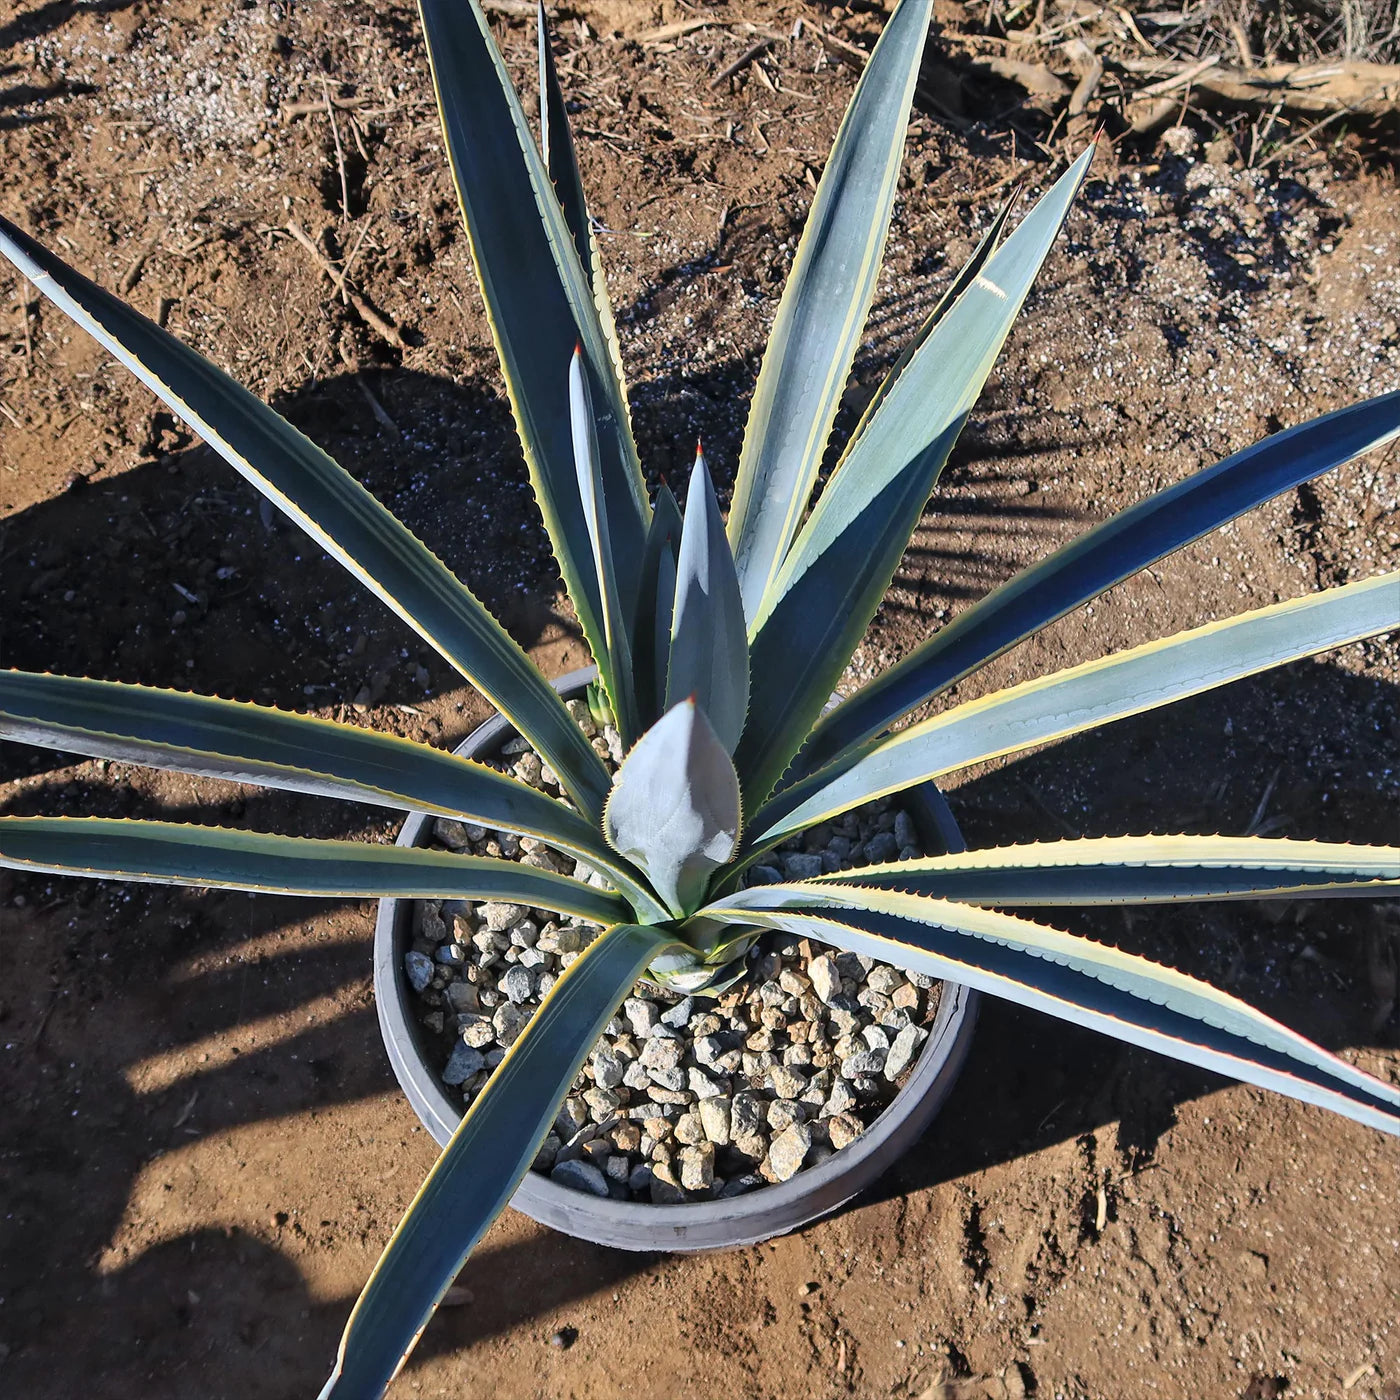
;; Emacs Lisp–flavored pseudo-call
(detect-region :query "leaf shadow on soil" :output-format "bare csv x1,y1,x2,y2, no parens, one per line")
2,368,1397,1394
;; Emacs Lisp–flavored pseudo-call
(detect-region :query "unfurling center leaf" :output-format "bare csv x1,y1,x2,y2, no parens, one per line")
603,699,742,916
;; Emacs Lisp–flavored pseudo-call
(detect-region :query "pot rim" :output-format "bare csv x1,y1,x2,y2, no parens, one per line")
373,666,979,1251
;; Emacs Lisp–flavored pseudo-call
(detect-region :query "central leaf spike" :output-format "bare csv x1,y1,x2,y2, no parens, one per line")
602,698,743,917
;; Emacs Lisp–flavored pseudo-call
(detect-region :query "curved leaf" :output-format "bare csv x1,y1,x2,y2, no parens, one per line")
320,921,681,1400
727,0,934,620
0,216,611,824
798,388,1400,774
735,146,1095,808
701,883,1400,1135
755,572,1400,844
537,1,633,467
420,0,649,682
0,817,630,924
0,669,659,897
665,449,749,753
604,700,742,916
818,834,1400,903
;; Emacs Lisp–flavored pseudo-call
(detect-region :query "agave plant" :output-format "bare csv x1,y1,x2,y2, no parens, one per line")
1,0,1398,1393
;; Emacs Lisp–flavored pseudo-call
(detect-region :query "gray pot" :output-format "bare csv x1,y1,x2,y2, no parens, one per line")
373,667,979,1252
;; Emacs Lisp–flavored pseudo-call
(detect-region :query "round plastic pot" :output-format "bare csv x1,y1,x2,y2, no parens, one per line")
373,667,979,1252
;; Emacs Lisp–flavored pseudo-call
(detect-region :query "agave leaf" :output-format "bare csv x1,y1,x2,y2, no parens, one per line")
319,920,681,1400
0,668,670,913
536,2,633,460
754,572,1400,845
604,700,742,916
664,448,750,753
419,0,649,686
818,834,1400,903
726,0,934,621
735,147,1096,808
798,389,1400,774
701,884,1400,1135
630,484,683,727
0,217,611,824
0,817,630,925
844,186,1021,456
652,544,678,731
569,348,639,740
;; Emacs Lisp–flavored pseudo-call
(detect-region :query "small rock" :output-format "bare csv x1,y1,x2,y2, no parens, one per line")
783,852,825,880
592,1048,626,1089
548,1326,577,1349
482,901,525,932
442,1042,485,1085
865,965,904,996
767,1099,806,1133
499,964,534,1004
584,1087,622,1120
551,1158,609,1197
768,1064,808,1100
678,1142,716,1191
865,831,899,863
624,997,660,1037
827,1112,864,1151
765,1123,812,1182
747,864,785,885
404,951,433,993
825,1078,859,1116
674,1112,706,1146
457,1017,495,1052
555,1097,589,1138
493,1002,530,1046
639,1037,684,1073
884,1023,925,1080
698,1096,732,1146
688,1066,725,1099
660,996,697,1029
893,810,918,850
891,982,920,1011
840,1048,887,1079
433,818,471,850
861,1025,891,1053
808,954,841,1004
445,981,479,1013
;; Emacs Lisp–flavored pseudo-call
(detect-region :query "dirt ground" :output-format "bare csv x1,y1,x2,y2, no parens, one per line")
1,2,1398,1398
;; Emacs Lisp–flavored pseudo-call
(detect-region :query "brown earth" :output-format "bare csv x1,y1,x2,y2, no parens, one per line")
1,2,1398,1398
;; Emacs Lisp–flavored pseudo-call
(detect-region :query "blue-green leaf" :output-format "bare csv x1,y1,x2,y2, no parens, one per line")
0,817,630,925
665,448,750,753
798,389,1400,773
755,572,1400,845
0,215,611,823
819,834,1400,903
727,0,934,621
0,668,648,888
700,884,1400,1135
569,347,638,740
630,484,682,728
736,147,1095,807
604,700,742,916
419,0,649,702
319,921,681,1400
